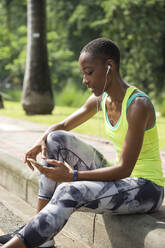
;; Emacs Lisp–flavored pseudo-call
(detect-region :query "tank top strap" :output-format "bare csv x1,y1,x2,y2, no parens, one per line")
121,86,137,116
126,92,149,113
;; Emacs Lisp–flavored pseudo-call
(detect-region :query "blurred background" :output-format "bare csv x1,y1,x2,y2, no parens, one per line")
0,0,164,112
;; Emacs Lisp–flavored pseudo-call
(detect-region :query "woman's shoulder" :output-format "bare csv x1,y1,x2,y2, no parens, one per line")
127,89,155,129
127,88,153,111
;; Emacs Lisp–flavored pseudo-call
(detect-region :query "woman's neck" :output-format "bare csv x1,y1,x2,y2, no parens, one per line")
106,73,129,102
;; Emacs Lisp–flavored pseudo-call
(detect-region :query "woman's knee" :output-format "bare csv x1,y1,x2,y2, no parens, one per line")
54,182,72,196
46,130,68,156
46,130,67,145
51,182,82,208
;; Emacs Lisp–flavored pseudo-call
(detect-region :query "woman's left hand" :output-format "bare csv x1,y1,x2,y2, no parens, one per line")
33,159,74,182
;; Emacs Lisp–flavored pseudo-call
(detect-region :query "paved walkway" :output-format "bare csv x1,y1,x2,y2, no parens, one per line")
0,115,165,175
0,115,165,247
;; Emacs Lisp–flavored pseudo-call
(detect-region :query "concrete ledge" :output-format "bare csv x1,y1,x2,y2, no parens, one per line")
103,213,165,248
0,150,38,208
0,150,165,248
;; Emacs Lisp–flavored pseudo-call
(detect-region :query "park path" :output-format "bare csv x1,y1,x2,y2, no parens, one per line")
0,115,165,174
0,115,165,247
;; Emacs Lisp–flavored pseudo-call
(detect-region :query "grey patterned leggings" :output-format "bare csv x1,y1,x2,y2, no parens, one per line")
18,131,164,248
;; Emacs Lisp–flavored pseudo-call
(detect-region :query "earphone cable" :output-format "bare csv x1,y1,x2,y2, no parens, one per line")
92,69,109,245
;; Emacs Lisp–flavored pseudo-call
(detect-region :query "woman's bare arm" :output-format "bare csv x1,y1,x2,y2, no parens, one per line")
40,94,102,140
75,97,153,181
24,94,102,168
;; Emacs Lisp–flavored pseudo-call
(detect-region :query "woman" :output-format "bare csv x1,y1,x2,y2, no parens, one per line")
2,38,164,248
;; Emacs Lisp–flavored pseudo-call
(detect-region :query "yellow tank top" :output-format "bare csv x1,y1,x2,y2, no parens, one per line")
101,86,164,186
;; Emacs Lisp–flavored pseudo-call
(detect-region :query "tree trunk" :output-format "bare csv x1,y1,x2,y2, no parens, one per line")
0,94,4,109
21,0,54,115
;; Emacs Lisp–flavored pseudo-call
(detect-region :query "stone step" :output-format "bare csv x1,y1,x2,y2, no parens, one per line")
0,150,165,248
0,186,91,248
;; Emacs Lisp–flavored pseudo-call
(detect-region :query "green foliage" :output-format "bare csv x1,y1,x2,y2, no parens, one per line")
3,85,90,108
55,81,90,107
159,101,165,117
0,0,165,97
3,88,21,101
0,0,27,90
46,0,165,95
100,0,165,94
47,31,81,91
155,92,165,117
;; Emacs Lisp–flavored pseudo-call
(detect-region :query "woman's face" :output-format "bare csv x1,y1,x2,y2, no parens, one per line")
78,52,108,96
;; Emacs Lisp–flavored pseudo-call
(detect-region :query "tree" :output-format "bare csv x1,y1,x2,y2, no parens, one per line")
0,0,27,93
50,0,165,95
1,0,164,101
0,94,4,108
100,0,165,94
21,0,54,114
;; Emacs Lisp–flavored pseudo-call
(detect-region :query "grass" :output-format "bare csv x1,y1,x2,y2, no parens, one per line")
1,101,165,151
0,100,106,137
157,117,165,151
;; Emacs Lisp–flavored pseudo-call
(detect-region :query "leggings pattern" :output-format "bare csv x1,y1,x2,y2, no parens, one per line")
19,131,164,248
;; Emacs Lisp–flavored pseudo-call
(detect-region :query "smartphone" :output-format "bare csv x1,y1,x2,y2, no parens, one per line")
64,161,72,169
27,158,44,167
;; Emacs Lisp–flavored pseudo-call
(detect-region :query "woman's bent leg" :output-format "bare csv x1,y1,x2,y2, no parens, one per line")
18,177,164,248
35,130,111,247
38,130,111,201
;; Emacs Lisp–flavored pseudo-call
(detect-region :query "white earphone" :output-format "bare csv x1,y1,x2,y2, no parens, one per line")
101,65,111,94
107,65,111,74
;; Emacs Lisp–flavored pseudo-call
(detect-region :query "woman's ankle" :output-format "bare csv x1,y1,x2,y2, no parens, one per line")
2,236,26,248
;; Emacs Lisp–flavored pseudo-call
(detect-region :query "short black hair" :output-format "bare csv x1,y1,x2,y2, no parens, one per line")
81,38,120,71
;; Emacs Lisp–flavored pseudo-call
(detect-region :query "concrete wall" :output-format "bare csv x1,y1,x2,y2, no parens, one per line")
0,150,165,248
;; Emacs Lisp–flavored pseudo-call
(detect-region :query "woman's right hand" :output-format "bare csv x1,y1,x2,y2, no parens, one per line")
24,139,47,170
